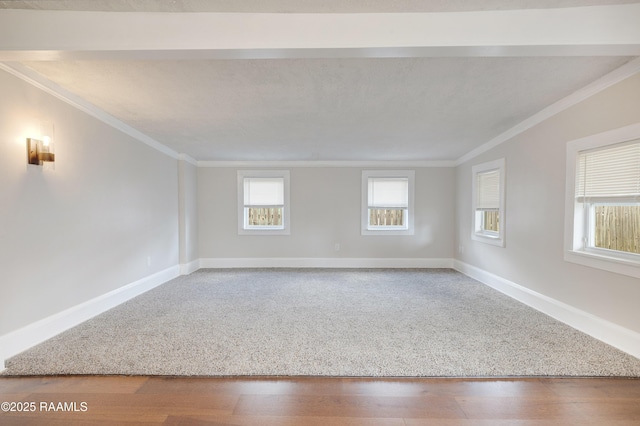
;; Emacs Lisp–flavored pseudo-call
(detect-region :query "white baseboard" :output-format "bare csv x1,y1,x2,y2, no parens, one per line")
0,265,180,371
180,259,201,275
199,257,454,269
453,260,640,360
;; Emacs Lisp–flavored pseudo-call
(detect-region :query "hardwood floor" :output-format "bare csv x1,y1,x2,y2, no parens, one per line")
1,376,639,425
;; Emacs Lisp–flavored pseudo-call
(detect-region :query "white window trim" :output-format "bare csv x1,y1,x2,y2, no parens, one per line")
564,123,640,279
471,158,506,247
361,170,415,236
237,170,291,236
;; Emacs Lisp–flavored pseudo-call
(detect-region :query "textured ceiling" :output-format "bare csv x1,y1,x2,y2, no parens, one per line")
1,0,638,12
23,57,632,161
2,1,638,161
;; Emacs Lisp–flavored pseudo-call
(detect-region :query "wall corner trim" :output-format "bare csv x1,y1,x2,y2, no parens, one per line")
453,259,640,360
0,266,180,368
179,153,198,166
180,259,201,275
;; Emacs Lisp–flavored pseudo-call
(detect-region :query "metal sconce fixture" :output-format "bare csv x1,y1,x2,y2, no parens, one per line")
27,123,55,166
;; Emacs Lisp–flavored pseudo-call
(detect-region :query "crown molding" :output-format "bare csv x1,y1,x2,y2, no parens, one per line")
455,56,640,166
197,160,456,168
0,61,179,160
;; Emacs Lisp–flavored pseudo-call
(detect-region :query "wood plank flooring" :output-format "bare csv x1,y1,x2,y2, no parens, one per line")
1,376,639,425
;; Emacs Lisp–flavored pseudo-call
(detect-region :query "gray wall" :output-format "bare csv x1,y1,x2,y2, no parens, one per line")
178,158,199,265
4,58,639,359
199,167,455,260
455,73,640,333
0,69,180,336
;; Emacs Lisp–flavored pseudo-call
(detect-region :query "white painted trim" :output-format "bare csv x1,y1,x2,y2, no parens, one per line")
180,259,201,275
471,158,506,247
0,62,179,160
564,122,640,280
455,57,640,166
179,153,198,167
200,257,453,269
453,260,640,360
361,170,415,236
564,250,640,280
237,170,291,236
198,160,455,168
0,266,180,370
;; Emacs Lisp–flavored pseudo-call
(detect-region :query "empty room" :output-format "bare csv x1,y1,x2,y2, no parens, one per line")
1,1,640,424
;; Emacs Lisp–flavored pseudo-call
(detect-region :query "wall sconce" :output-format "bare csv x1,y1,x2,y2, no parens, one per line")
27,123,55,166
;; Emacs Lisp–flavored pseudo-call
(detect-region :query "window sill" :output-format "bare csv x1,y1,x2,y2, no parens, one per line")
362,228,414,236
238,228,290,236
471,232,504,247
565,249,640,279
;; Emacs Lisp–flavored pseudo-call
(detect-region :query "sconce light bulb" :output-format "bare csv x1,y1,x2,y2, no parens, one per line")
43,136,51,146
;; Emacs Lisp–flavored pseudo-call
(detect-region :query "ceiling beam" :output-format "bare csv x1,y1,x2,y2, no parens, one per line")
1,5,640,60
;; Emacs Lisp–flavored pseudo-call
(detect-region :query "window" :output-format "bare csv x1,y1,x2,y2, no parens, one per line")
565,124,640,278
471,159,505,247
362,170,414,235
237,170,290,235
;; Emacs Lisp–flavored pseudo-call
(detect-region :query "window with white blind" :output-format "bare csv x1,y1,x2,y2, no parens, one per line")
362,170,415,235
237,170,290,235
471,159,505,246
565,123,640,279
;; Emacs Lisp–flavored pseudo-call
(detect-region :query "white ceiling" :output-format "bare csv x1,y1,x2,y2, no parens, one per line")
1,1,639,162
21,57,632,161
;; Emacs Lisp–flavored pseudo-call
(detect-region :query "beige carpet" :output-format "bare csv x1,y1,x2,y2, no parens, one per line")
5,269,640,376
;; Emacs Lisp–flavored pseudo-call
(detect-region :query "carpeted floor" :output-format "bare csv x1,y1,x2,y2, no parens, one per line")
5,268,640,376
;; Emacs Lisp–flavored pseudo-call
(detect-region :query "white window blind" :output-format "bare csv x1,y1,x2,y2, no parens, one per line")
244,178,284,206
368,178,408,208
576,139,640,201
476,169,500,210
